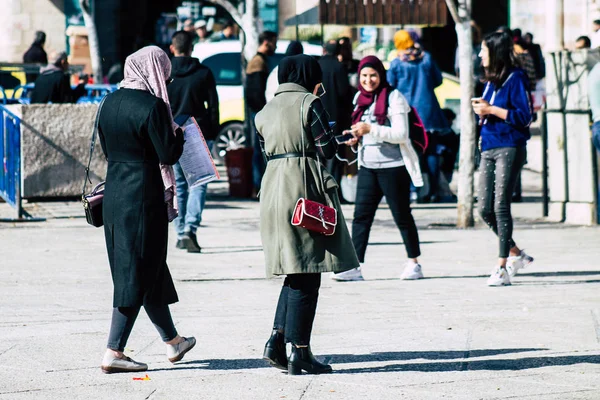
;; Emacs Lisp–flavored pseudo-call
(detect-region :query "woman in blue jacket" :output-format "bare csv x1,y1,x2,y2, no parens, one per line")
387,30,453,203
472,32,534,287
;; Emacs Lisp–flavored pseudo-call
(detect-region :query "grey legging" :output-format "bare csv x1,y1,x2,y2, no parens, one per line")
478,146,527,258
107,305,178,352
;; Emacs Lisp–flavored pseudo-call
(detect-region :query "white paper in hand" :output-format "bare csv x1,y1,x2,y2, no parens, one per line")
178,117,220,188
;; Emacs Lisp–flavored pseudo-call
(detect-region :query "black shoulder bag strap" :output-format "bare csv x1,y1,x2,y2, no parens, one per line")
81,96,107,199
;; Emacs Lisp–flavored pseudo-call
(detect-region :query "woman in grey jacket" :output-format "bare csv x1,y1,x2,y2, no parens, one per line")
255,55,359,375
333,55,424,282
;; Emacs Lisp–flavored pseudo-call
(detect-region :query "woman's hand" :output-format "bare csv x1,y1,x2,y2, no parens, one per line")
345,136,359,146
351,122,371,137
472,99,493,116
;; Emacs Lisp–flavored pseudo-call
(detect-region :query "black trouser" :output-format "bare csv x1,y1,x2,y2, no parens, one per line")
326,156,345,202
352,166,421,262
272,274,321,346
478,147,527,258
107,305,178,352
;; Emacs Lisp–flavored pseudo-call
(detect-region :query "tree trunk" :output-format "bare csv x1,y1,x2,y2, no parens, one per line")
446,0,476,228
240,0,260,61
207,0,261,146
79,0,103,83
455,18,476,228
206,0,260,62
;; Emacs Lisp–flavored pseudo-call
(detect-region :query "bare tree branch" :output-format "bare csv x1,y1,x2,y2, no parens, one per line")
80,0,90,14
204,0,244,28
444,0,461,24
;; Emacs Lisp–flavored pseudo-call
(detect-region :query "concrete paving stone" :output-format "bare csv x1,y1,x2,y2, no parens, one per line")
1,193,600,398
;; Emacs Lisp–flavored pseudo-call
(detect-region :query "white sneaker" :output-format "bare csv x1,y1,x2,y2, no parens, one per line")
487,267,511,286
101,352,148,374
332,267,365,281
507,250,534,277
400,263,424,280
167,336,197,363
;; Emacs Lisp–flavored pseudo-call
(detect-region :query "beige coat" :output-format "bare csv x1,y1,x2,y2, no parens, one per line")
255,83,360,277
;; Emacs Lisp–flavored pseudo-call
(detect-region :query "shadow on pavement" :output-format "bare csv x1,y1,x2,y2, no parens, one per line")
156,348,548,372
198,246,263,254
204,203,247,210
515,280,600,286
376,271,600,282
368,241,453,246
334,353,600,374
519,271,600,278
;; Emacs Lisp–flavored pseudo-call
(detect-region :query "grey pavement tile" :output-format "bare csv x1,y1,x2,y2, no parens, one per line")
1,200,600,399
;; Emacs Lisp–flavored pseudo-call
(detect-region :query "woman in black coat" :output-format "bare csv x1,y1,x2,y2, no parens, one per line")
98,46,195,374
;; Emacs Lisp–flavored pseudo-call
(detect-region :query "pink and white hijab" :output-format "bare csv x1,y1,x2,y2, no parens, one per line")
120,46,179,221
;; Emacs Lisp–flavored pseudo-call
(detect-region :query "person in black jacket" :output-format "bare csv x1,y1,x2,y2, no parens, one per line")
523,32,545,80
318,40,353,201
319,40,352,136
98,46,195,374
245,31,278,193
167,30,220,253
23,31,48,83
30,52,86,104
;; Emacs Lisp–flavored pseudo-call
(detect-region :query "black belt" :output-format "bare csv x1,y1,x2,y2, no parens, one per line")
268,151,316,161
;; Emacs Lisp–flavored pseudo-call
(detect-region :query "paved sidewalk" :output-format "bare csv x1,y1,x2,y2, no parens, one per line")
1,195,600,399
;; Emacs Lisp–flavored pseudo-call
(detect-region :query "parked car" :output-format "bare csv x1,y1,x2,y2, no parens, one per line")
192,40,322,163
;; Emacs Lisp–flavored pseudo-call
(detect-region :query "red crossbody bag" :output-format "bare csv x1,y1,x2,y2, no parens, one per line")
290,94,337,236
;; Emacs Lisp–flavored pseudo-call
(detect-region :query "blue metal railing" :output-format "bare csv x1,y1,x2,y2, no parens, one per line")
0,105,21,211
9,84,34,104
7,83,117,105
0,104,44,221
77,84,118,104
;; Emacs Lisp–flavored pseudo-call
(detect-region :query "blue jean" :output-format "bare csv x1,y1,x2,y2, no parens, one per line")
593,121,600,152
426,154,441,198
173,140,212,237
594,122,600,222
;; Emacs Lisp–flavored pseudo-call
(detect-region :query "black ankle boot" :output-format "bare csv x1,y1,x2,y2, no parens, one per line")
288,345,332,375
263,330,287,370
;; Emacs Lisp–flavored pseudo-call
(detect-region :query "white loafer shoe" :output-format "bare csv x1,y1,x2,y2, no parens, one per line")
101,354,148,374
167,336,196,363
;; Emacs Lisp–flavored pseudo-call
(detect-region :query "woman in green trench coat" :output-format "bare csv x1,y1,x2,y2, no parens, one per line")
255,55,359,375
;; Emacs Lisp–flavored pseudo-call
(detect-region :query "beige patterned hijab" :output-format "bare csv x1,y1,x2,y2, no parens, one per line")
120,46,179,221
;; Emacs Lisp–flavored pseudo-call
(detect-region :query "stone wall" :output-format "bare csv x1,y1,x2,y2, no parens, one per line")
0,0,66,63
15,104,106,198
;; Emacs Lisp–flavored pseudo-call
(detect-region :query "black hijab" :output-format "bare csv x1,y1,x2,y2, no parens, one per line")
278,54,322,92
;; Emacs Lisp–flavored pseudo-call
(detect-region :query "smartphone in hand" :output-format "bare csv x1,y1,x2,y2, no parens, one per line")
335,132,355,144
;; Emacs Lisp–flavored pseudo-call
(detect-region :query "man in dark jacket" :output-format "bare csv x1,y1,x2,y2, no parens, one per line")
30,52,86,104
168,30,220,253
318,40,353,202
245,30,277,192
23,31,48,83
523,32,545,80
318,40,352,136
